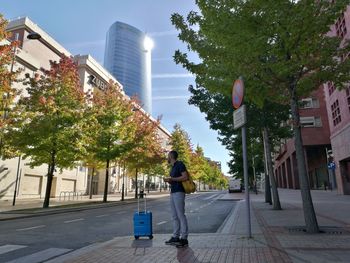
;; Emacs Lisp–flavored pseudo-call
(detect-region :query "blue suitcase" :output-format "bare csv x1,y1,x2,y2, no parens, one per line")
133,193,153,239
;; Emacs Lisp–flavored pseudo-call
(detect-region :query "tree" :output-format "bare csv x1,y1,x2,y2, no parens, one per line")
191,145,208,190
0,14,20,159
188,84,289,208
122,109,165,198
169,123,193,168
7,56,86,208
82,156,105,199
86,81,136,203
172,1,350,232
144,160,168,192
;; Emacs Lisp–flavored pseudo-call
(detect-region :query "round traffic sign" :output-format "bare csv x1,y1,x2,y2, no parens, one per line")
232,78,244,109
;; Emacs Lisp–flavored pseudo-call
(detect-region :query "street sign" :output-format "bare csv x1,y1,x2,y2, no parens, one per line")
231,76,251,238
233,105,247,129
232,78,244,109
328,161,336,170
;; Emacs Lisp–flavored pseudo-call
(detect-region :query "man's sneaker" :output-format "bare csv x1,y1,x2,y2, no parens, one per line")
176,238,188,248
165,237,180,245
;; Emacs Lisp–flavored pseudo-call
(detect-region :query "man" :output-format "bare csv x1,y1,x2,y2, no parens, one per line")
163,150,189,248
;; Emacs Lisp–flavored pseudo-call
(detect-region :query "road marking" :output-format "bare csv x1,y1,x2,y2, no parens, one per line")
16,225,46,231
203,194,218,200
96,214,109,218
0,245,26,255
157,221,167,225
64,218,84,224
5,248,72,263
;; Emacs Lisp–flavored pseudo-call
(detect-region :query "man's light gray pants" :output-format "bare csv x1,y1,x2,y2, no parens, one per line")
170,192,188,239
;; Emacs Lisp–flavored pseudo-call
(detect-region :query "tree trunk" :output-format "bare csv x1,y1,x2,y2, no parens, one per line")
134,168,138,199
43,154,55,208
263,127,281,210
89,167,94,199
159,176,162,192
290,86,319,233
262,131,272,204
103,159,110,203
147,174,150,193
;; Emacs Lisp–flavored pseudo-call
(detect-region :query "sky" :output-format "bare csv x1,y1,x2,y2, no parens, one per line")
1,0,231,175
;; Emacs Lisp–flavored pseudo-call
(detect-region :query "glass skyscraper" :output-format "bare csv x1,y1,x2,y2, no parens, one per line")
104,21,152,113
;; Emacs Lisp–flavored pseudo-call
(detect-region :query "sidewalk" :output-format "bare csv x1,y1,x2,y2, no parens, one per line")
46,189,350,263
0,191,170,221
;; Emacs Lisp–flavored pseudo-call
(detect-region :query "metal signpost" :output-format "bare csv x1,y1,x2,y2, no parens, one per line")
232,77,251,238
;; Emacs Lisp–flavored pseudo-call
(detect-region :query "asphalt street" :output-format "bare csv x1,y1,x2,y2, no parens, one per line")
0,191,237,263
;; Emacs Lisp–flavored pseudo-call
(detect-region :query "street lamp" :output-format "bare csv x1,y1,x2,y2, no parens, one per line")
12,31,42,206
121,162,126,201
27,32,41,40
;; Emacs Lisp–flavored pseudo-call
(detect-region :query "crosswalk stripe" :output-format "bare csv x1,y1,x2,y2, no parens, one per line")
0,245,26,255
203,194,218,200
5,248,72,263
64,218,84,223
96,214,109,218
16,225,46,231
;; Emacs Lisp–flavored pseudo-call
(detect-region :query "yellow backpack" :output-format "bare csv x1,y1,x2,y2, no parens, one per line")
182,175,196,194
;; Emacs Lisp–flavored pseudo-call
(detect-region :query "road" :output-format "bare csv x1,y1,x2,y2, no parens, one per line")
0,191,238,263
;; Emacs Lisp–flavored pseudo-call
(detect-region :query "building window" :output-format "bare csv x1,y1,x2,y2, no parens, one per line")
346,85,350,113
328,81,336,96
331,100,341,126
335,13,347,39
300,98,320,109
300,116,322,127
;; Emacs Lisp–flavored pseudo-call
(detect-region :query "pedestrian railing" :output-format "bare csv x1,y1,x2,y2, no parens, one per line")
59,191,84,201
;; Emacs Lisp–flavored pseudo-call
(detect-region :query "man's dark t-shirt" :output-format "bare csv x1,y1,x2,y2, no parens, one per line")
170,161,186,193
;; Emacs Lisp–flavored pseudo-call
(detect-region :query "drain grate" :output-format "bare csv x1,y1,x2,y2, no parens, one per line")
288,227,307,233
287,226,347,235
218,199,242,201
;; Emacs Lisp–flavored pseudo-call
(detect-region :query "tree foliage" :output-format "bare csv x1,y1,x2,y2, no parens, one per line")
172,0,350,232
169,123,193,168
0,15,20,159
7,56,86,207
169,124,226,189
85,81,136,202
123,108,165,197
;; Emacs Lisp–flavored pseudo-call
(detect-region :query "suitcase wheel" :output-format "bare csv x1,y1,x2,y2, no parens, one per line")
149,235,153,239
135,236,139,240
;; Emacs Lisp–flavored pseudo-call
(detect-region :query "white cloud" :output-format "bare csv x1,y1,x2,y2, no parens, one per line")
64,40,105,48
152,73,193,79
148,30,178,37
153,95,189,101
153,86,187,91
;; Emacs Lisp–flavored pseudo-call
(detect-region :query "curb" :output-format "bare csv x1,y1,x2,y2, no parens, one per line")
0,198,157,221
216,199,242,234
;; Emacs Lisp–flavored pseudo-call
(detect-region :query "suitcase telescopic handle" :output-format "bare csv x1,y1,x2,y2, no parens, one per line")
137,193,147,213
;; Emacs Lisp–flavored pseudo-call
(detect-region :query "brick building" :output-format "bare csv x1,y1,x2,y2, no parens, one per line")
273,6,350,195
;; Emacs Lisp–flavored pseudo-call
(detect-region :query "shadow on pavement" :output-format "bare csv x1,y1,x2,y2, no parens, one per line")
177,246,198,263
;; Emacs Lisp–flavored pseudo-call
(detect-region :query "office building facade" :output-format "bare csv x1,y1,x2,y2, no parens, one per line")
104,21,152,114
1,17,169,200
